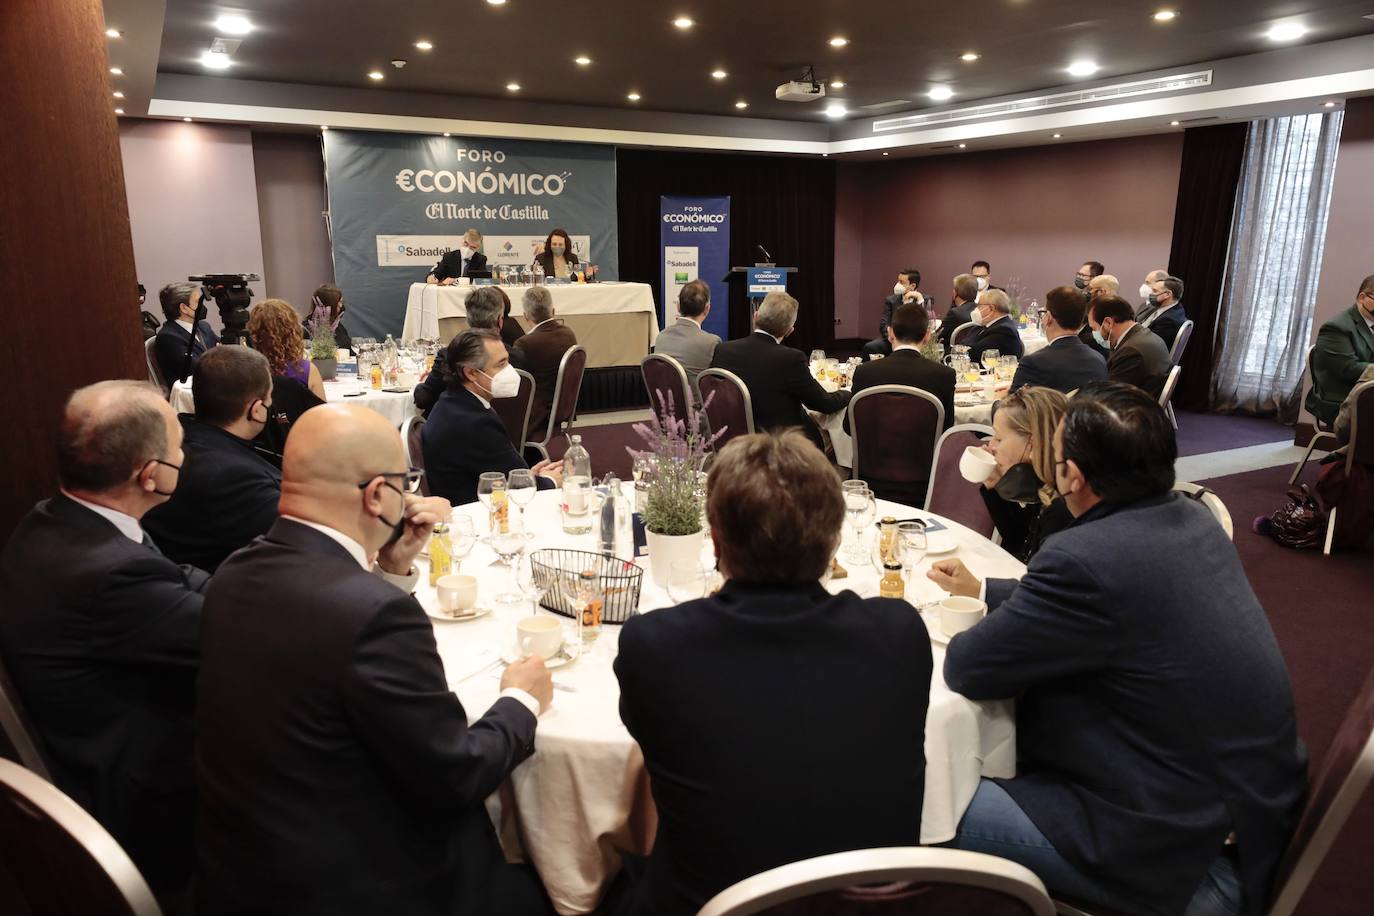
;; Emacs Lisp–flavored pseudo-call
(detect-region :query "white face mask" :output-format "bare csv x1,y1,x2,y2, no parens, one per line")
1139,283,1152,300
480,364,520,399
893,282,907,297
969,307,987,326
976,276,989,291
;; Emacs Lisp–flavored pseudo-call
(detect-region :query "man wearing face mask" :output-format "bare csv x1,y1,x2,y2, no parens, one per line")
863,267,924,357
423,328,563,506
937,273,980,350
1086,295,1170,399
1138,275,1188,351
143,346,284,572
965,288,1025,366
196,403,555,915
426,227,488,285
1137,268,1168,311
970,260,1001,302
1073,260,1105,293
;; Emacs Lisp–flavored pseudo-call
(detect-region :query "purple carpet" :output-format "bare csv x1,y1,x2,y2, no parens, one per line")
1175,410,1293,457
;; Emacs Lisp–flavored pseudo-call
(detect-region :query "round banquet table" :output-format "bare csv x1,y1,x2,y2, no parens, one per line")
168,377,418,429
416,485,1021,914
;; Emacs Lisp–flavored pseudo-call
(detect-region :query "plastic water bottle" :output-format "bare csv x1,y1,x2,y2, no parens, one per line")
561,435,593,534
597,473,620,555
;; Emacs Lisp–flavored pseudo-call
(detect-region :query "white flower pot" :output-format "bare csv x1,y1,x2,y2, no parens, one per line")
645,528,705,589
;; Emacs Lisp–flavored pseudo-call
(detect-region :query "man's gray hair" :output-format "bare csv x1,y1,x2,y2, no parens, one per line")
57,381,168,492
522,286,554,323
464,287,505,329
754,292,798,337
981,288,1012,314
159,282,197,321
446,328,501,386
953,273,978,303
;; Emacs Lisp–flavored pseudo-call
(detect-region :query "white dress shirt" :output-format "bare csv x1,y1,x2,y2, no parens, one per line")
61,491,143,543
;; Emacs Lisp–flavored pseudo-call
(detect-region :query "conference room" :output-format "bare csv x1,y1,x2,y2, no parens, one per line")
3,2,1374,914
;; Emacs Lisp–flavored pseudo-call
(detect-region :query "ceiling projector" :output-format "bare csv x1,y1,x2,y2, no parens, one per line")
775,79,826,102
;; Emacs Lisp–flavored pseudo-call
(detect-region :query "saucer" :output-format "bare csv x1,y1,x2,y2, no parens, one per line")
924,532,957,555
425,605,492,624
501,644,581,669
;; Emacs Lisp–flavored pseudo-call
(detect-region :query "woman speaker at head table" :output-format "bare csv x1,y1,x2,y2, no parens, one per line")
532,228,579,279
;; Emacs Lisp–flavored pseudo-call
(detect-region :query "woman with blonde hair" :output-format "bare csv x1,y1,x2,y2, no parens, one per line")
248,298,327,402
978,385,1071,563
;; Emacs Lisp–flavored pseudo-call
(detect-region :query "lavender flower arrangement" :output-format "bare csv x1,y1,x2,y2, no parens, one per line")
626,390,725,536
305,302,342,361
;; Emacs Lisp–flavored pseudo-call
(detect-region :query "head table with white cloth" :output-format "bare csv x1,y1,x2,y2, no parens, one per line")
402,281,660,369
417,485,1020,914
170,377,418,429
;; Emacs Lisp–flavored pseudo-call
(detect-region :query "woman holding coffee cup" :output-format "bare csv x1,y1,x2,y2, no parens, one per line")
978,386,1072,564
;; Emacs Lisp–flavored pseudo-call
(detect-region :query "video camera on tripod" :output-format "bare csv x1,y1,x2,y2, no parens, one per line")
188,273,260,346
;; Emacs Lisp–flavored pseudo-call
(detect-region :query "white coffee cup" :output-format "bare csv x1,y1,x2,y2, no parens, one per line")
959,445,998,483
457,276,471,286
939,596,987,638
436,574,478,616
516,616,563,660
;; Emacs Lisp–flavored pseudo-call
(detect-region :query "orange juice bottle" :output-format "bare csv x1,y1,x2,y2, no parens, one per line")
370,363,383,389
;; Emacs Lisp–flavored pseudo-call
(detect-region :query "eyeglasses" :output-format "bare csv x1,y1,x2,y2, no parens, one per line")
143,458,181,474
358,468,425,495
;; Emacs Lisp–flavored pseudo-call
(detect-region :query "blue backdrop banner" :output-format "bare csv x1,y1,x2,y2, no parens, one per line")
660,196,730,340
323,130,619,339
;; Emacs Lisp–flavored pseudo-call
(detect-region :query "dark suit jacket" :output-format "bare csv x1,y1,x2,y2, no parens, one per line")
1078,323,1111,361
422,387,556,505
154,318,219,384
0,493,207,892
967,315,1025,365
876,292,902,340
196,519,539,916
143,416,282,572
938,299,977,349
1305,303,1374,425
512,319,578,435
614,581,931,916
429,248,488,282
846,347,956,434
709,331,850,450
413,342,527,415
1142,303,1187,352
1008,334,1107,394
1107,323,1172,399
945,494,1307,916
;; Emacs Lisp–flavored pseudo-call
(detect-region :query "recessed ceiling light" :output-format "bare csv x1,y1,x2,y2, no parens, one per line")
960,52,980,62
1266,22,1307,42
487,0,507,4
213,14,254,35
882,151,889,156
830,80,846,89
183,117,193,122
112,91,124,99
1153,10,1178,22
627,91,641,101
320,125,329,131
829,36,849,47
672,16,694,29
110,67,123,76
443,132,451,137
711,69,727,79
958,143,967,149
1323,101,1337,108
368,70,384,80
200,50,232,70
1170,120,1181,126
824,103,847,119
414,40,433,51
1053,133,1062,138
105,28,122,38
506,82,521,91
115,107,125,115
735,100,748,109
1067,60,1099,77
574,55,592,66
928,86,953,101
822,153,828,157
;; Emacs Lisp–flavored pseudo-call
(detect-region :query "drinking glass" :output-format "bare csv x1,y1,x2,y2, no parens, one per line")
516,555,547,618
666,560,708,604
490,522,526,606
508,469,537,539
476,472,506,535
449,515,476,566
981,349,1001,372
843,483,876,563
897,521,927,584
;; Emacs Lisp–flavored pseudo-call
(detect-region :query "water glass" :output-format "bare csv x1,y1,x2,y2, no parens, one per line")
508,469,537,538
842,482,876,564
897,521,927,583
490,522,526,606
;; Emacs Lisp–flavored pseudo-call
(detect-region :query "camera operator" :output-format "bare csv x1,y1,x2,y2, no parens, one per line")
154,282,220,384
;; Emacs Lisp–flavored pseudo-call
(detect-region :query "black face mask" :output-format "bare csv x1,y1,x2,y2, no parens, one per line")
379,482,409,547
1146,294,1160,307
993,462,1043,505
1073,276,1088,290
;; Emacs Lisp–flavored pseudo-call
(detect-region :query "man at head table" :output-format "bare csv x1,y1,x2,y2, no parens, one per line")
195,403,554,916
426,228,487,285
930,381,1307,916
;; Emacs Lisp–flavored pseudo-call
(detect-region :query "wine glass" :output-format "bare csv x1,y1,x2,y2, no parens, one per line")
843,483,876,564
490,522,526,606
981,349,1001,372
449,515,476,566
476,472,506,537
508,469,537,539
516,555,547,618
666,559,708,604
897,521,927,584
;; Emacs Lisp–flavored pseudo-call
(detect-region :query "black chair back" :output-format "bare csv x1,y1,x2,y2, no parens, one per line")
698,369,755,449
642,354,692,424
923,425,997,539
0,655,49,779
850,386,944,487
491,368,535,451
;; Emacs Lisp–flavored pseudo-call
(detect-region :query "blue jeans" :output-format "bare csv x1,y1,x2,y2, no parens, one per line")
946,780,1242,916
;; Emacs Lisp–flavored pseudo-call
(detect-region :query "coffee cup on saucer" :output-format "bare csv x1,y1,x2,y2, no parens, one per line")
938,596,987,638
516,616,563,660
436,574,478,616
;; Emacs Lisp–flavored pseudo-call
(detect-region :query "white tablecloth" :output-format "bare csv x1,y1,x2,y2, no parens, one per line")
1020,328,1048,355
169,378,418,429
402,281,659,346
418,487,1020,914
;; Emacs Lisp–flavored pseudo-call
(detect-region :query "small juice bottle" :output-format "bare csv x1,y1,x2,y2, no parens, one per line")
370,363,383,389
490,490,509,534
428,523,452,588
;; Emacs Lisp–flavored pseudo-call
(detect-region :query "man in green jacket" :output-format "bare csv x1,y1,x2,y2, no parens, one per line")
1305,274,1374,426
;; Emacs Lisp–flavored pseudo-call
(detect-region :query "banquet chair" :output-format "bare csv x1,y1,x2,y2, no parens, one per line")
641,353,693,425
144,338,169,398
1172,482,1233,540
525,345,588,462
0,758,162,916
924,424,996,539
848,385,944,508
698,847,1055,916
1167,319,1194,368
0,655,49,779
1321,378,1374,556
400,415,431,497
491,368,535,451
1157,365,1182,429
950,322,981,348
698,368,756,450
1291,346,1341,485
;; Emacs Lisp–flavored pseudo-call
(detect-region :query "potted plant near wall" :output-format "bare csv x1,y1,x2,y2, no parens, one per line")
306,305,340,380
627,390,724,588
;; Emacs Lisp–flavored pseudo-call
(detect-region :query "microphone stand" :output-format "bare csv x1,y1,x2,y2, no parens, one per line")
178,313,201,385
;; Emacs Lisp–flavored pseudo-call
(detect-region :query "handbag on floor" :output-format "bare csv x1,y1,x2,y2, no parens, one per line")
1266,485,1326,550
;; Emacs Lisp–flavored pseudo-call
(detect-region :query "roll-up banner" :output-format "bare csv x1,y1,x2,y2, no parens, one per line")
659,196,730,341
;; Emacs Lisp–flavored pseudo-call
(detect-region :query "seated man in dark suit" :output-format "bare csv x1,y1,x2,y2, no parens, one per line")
512,285,578,435
863,266,923,357
0,380,206,899
1138,274,1188,352
966,288,1025,365
1088,295,1171,399
709,292,850,452
936,273,980,350
1009,285,1107,394
154,281,219,384
196,403,553,916
1305,275,1374,426
930,383,1307,916
143,346,282,571
414,286,529,413
425,227,488,284
423,329,562,506
614,430,931,916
